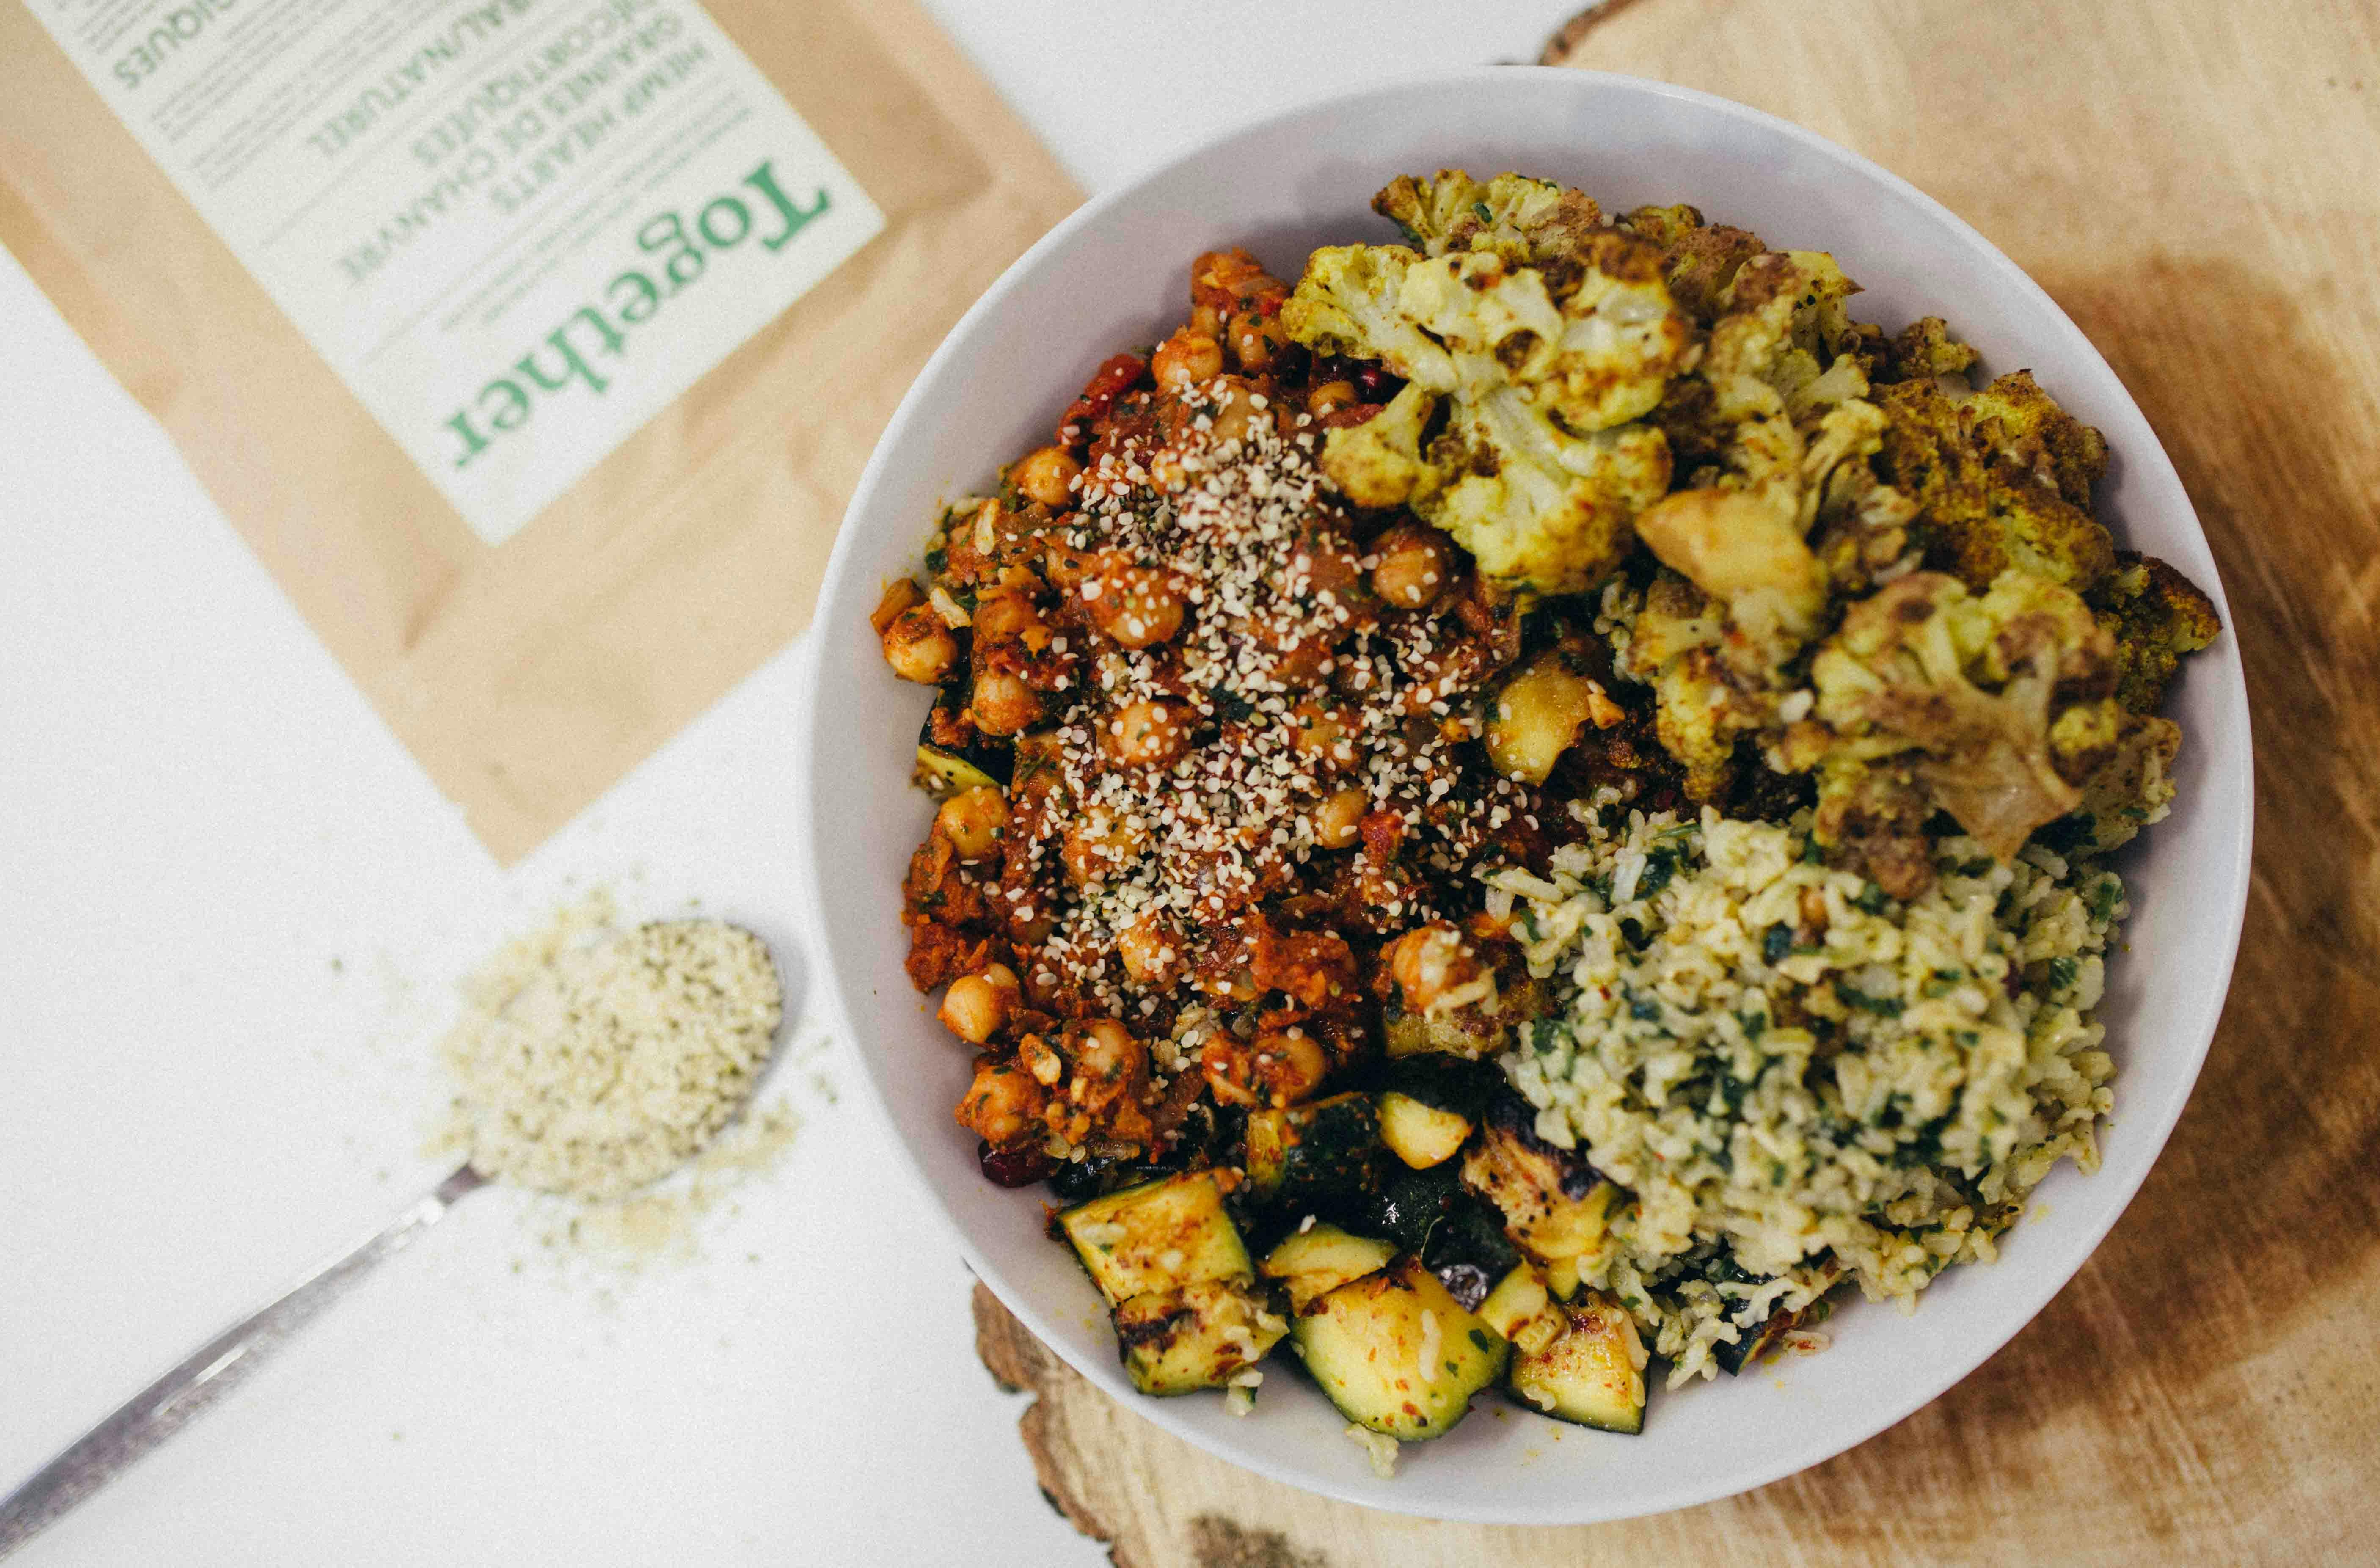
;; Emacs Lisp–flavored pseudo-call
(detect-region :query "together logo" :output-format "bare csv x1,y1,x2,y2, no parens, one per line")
441,156,829,469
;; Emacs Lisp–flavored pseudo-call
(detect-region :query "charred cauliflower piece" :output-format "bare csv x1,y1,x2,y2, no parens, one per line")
1875,377,2117,595
1284,187,1694,594
1790,569,2122,868
1375,169,1605,276
2049,711,2183,854
2093,551,2222,713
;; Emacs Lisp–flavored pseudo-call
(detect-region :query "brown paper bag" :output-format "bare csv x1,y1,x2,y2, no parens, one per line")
0,0,1078,862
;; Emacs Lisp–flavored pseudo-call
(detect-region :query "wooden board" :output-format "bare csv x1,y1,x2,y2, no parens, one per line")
972,3,2380,1562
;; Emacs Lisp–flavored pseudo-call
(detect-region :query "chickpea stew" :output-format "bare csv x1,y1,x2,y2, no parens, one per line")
874,171,2219,1469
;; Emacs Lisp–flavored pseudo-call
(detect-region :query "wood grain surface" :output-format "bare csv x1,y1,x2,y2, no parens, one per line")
972,3,2380,1562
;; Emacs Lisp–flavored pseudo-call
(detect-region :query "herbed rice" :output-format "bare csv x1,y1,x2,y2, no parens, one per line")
1489,800,2125,1386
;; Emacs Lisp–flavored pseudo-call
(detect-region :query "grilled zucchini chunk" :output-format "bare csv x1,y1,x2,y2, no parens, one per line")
1244,1092,1385,1210
1713,1255,1843,1374
1292,1256,1510,1440
1377,1093,1471,1169
1374,1055,1498,1171
1460,1095,1616,1263
1261,1224,1399,1311
1475,1263,1552,1342
1419,1193,1522,1310
1059,1171,1253,1305
915,685,1012,796
1381,977,1550,1058
1506,1291,1647,1434
1113,1278,1288,1396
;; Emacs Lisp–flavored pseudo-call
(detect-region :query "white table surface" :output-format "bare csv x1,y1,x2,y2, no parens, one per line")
0,4,1581,1564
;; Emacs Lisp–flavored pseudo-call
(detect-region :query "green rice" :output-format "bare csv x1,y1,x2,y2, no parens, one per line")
1490,801,2125,1385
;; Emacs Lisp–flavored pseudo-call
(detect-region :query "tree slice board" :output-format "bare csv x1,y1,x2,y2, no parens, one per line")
972,2,2380,1563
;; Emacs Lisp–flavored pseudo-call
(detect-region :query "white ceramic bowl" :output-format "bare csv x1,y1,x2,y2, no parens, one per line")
796,68,2253,1523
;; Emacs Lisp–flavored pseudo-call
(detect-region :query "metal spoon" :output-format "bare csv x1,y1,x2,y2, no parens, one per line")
0,1163,487,1558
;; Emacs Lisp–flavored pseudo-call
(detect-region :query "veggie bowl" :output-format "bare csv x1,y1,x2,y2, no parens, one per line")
796,68,2251,1523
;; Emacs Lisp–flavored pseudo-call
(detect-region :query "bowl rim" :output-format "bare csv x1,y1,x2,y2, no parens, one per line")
795,63,2254,1524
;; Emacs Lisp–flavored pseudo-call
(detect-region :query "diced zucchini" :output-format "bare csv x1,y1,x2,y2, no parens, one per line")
1244,1093,1383,1209
915,742,1000,797
1381,979,1548,1058
1506,1292,1646,1434
1475,1264,1551,1342
1292,1256,1509,1440
1355,1161,1461,1254
1419,1194,1521,1311
914,687,1013,797
1460,1096,1615,1262
1261,1224,1397,1311
1543,1255,1581,1301
1113,1278,1287,1396
1377,1092,1471,1169
1713,1257,1843,1375
1059,1172,1251,1306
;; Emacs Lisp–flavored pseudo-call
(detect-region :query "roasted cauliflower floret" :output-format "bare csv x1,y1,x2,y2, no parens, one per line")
2044,711,2183,855
1792,569,2121,866
1879,315,1978,384
1375,169,1605,278
1967,369,2109,507
1875,378,2117,594
2092,550,2222,713
1620,204,1768,325
1284,191,1693,594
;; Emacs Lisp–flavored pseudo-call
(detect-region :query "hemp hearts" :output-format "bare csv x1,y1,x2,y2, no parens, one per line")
441,905,783,1202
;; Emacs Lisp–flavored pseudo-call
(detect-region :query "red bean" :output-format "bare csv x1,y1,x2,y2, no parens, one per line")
978,1139,1058,1187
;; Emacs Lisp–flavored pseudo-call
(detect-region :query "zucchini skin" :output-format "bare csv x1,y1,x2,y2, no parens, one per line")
1348,1163,1518,1311
1244,1093,1385,1212
1374,1055,1502,1118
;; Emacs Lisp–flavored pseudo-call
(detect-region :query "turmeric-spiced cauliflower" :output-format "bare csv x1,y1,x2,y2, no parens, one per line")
1286,170,2218,894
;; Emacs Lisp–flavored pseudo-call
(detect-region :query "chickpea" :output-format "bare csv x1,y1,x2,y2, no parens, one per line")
935,786,1008,862
1151,327,1225,391
954,1058,1046,1147
1204,378,1275,446
972,590,1045,645
1116,915,1182,985
880,604,956,684
1285,699,1348,760
969,670,1044,736
1386,922,1481,1013
1061,808,1148,885
1011,445,1082,509
1306,380,1359,419
1227,310,1285,372
1370,522,1458,610
938,964,1020,1044
1310,787,1368,850
1074,1019,1140,1083
1083,557,1185,648
1101,698,1190,767
1251,1030,1330,1106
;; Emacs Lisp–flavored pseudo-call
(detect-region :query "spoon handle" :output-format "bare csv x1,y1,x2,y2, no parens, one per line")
0,1163,488,1558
